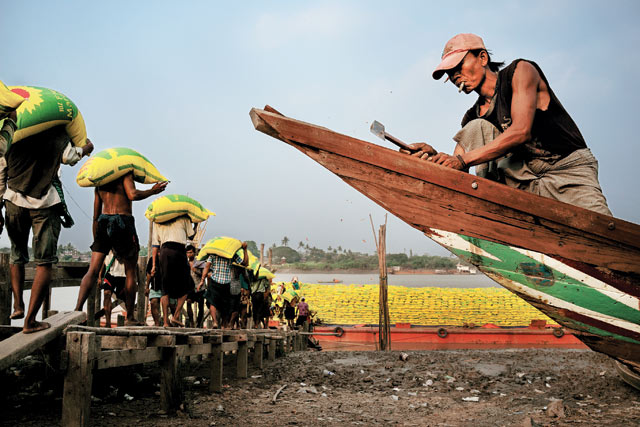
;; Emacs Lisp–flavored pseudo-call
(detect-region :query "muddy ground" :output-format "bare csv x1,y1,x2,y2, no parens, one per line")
2,348,639,426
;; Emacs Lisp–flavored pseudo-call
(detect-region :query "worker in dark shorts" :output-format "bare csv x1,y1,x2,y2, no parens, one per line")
75,172,167,326
151,215,196,327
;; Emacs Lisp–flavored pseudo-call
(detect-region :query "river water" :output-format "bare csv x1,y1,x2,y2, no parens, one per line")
10,273,497,326
273,272,497,288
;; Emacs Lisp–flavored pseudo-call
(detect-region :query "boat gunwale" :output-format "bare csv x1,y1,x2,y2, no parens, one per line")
250,107,640,251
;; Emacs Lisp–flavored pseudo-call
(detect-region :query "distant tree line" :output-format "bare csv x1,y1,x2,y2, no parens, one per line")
262,241,457,271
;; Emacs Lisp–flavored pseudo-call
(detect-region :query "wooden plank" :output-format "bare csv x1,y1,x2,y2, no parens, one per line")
307,144,640,276
250,108,640,275
177,343,212,358
62,332,97,427
203,334,222,344
221,342,238,352
95,347,163,370
160,346,181,413
209,343,223,393
100,336,148,350
187,335,204,345
237,340,248,379
0,311,86,372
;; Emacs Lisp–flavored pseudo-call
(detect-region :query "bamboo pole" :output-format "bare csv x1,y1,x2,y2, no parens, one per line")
260,243,264,265
371,215,390,351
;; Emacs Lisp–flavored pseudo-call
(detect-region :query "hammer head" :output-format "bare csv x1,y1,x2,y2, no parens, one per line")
370,120,386,141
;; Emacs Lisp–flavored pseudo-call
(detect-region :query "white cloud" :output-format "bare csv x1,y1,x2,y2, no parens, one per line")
255,3,359,49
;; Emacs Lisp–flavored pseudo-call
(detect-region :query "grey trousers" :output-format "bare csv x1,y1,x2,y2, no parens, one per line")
454,119,612,216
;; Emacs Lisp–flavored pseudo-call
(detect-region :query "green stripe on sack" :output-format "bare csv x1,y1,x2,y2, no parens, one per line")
117,163,164,182
89,169,116,183
148,208,207,221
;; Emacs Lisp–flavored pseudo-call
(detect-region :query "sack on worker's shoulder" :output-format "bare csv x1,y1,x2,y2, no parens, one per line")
76,147,168,187
8,85,88,147
145,194,214,224
197,237,242,261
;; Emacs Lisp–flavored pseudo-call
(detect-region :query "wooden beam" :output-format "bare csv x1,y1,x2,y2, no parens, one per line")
250,108,640,275
237,340,248,379
187,335,204,345
0,311,86,372
99,336,148,350
221,342,238,352
268,337,276,361
209,343,223,393
95,347,163,370
252,336,263,369
62,331,97,427
148,335,177,347
177,343,212,358
160,346,181,413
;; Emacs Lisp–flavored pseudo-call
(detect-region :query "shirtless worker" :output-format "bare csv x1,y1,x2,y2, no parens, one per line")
74,173,167,325
405,33,611,216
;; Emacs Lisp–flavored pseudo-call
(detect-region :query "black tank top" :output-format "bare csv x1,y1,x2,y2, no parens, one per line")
461,59,587,157
6,125,69,199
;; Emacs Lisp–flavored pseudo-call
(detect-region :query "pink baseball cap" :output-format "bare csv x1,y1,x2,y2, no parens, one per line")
432,33,486,80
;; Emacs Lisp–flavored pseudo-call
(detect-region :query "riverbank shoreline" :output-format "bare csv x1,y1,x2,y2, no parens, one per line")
275,268,466,275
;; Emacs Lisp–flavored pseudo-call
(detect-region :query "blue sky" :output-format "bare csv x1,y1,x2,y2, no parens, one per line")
2,1,639,256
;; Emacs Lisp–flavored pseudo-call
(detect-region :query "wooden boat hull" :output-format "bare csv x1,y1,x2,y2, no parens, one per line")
250,107,640,368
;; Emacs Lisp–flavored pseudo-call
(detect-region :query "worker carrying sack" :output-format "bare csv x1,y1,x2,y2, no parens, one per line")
197,237,243,260
76,147,168,187
145,194,215,224
8,85,88,147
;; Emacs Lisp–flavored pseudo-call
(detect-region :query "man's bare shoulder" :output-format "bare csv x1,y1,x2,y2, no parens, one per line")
512,60,542,84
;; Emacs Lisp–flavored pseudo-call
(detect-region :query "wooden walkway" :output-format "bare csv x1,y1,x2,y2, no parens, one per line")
60,325,304,427
0,311,86,371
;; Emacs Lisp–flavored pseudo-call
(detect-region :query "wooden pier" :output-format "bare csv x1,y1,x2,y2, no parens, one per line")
0,253,307,426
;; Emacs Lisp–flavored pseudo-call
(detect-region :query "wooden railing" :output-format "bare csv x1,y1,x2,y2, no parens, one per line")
0,253,150,326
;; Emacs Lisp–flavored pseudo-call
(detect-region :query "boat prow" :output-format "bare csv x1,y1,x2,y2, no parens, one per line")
250,106,640,371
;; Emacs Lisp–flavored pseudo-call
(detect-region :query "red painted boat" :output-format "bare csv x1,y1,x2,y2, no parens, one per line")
311,322,586,351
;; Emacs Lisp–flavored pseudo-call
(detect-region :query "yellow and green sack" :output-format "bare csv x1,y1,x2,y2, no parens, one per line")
257,266,275,280
145,194,214,224
8,85,87,147
282,288,298,303
0,80,25,115
76,147,168,187
197,236,242,260
234,248,259,270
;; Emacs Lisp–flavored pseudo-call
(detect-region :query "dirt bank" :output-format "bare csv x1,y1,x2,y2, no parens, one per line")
2,349,639,426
